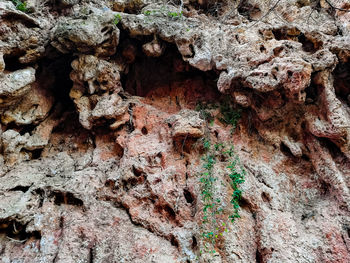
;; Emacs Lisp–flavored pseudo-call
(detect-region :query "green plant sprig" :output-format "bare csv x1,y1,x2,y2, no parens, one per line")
199,140,245,254
12,0,28,12
114,14,122,25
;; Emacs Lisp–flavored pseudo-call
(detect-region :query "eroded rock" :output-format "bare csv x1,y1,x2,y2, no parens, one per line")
52,10,119,56
0,68,36,107
0,0,349,262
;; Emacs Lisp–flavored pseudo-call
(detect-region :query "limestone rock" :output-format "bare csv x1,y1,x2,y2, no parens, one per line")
52,10,119,56
0,68,35,107
0,0,349,262
69,55,126,129
2,84,54,125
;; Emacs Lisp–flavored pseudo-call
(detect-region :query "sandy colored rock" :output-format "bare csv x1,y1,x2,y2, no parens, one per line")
0,0,350,262
0,68,36,107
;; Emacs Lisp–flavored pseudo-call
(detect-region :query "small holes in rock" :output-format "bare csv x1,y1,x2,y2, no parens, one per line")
273,46,284,57
239,197,251,210
260,45,266,52
170,235,179,247
256,249,263,263
164,205,176,221
101,26,110,34
31,149,43,160
191,236,198,249
280,142,294,158
9,185,30,192
132,166,144,177
214,130,219,138
51,191,84,207
320,180,330,196
301,154,310,161
183,189,194,204
298,33,322,53
141,126,148,135
261,192,271,202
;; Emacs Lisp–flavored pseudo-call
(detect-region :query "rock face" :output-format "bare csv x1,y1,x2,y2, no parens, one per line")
0,0,350,262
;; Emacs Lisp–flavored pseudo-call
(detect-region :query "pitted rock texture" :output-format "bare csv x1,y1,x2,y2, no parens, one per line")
1,0,350,262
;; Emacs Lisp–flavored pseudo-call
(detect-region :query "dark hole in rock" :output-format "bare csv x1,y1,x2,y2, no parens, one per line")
239,197,251,211
333,61,350,103
3,51,27,71
31,148,43,159
301,211,315,221
320,180,331,196
141,126,148,135
13,123,37,136
0,220,41,241
170,235,179,247
164,205,176,221
115,142,124,159
317,137,342,159
101,26,111,34
132,165,144,177
122,42,220,106
51,191,84,207
298,33,322,53
346,226,350,239
183,189,194,204
214,130,219,138
305,81,320,103
256,249,263,263
59,216,64,228
238,1,262,20
261,192,271,202
272,28,288,41
9,185,30,192
3,13,38,28
301,154,310,161
37,53,75,111
105,179,115,189
280,142,294,158
191,235,198,249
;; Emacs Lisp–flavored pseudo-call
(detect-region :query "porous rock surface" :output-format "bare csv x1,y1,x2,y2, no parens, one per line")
0,0,350,262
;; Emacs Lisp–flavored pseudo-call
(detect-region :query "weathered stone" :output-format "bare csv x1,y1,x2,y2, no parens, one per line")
2,84,54,125
0,0,349,262
0,68,35,107
51,11,119,56
142,38,165,57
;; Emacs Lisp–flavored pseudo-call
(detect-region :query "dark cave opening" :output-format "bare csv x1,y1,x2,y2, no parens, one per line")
118,35,222,114
122,41,218,97
333,61,350,104
3,51,28,71
37,47,75,111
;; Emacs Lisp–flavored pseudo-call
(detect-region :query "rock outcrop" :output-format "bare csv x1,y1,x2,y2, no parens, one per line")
0,0,350,262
